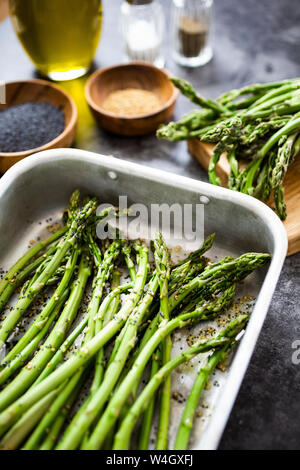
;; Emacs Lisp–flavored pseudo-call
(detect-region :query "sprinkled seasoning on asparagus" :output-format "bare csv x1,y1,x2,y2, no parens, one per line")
0,190,271,450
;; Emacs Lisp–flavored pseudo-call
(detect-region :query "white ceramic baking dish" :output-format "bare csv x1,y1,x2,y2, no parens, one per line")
0,149,287,450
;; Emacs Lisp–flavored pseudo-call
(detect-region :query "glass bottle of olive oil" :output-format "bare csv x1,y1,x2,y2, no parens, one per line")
9,0,102,81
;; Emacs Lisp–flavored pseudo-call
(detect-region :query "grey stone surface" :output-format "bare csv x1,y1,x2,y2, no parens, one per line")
0,0,299,450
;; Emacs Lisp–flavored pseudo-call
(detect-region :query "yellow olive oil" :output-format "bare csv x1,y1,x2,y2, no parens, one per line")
9,0,102,80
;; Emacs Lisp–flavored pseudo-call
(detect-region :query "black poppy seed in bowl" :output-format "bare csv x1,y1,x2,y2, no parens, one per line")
0,102,65,153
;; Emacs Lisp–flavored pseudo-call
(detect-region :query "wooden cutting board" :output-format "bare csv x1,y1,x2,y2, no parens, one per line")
188,139,300,256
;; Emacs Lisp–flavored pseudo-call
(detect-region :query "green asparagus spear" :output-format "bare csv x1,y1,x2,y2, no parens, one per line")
0,289,69,386
154,232,171,450
0,200,97,348
174,345,233,449
137,349,161,450
0,226,67,298
0,251,92,412
0,252,269,441
171,78,230,115
113,315,249,450
2,250,79,365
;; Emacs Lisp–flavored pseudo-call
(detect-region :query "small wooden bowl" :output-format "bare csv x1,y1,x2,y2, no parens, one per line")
85,62,179,136
0,79,78,173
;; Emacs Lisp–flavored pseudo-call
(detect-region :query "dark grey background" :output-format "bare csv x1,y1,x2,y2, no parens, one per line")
0,0,299,450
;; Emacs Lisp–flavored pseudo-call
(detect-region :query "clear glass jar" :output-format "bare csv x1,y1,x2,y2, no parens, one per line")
171,0,213,67
121,0,165,68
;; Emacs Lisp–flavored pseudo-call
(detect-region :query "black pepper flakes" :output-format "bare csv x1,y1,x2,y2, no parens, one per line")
0,102,65,153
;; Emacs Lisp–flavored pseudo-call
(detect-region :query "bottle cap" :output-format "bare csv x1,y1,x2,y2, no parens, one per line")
126,0,153,5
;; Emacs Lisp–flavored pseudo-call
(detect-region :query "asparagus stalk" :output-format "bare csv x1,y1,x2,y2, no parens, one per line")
217,79,297,105
56,243,156,450
174,345,232,450
157,77,300,219
0,252,269,440
0,289,69,386
34,248,124,388
172,233,215,269
90,240,122,389
22,369,90,450
0,389,60,450
2,249,79,365
89,268,122,395
0,250,92,447
0,244,148,437
137,349,161,450
44,246,123,450
113,315,249,450
83,285,237,450
0,242,60,314
61,234,209,449
112,252,267,421
247,90,300,116
271,132,298,188
40,274,143,451
83,254,269,450
52,287,129,448
33,271,106,384
248,82,300,109
39,386,79,450
0,200,97,348
168,253,270,313
26,241,116,443
171,78,230,115
0,226,67,298
16,245,135,450
154,232,171,450
122,243,137,282
65,189,81,226
274,185,287,220
27,269,121,449
208,143,224,186
33,314,89,386
0,251,92,412
226,93,265,110
259,112,300,157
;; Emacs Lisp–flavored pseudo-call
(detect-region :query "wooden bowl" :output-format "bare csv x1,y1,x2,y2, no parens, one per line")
0,79,78,173
85,62,179,136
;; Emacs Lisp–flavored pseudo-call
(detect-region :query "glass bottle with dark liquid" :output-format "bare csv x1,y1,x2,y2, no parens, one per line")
172,0,213,67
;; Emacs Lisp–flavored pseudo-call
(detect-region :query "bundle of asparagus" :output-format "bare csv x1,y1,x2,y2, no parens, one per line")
0,191,270,450
157,77,300,220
